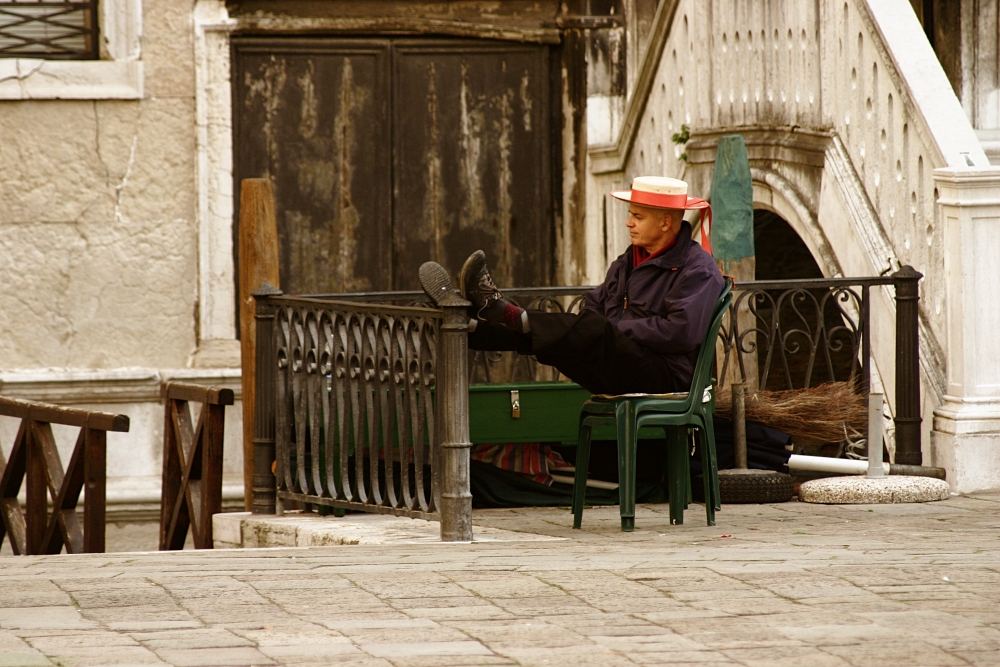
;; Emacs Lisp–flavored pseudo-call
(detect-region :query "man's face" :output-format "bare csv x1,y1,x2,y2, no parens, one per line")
626,204,677,253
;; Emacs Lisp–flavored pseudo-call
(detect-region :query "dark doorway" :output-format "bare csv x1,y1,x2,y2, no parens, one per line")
232,37,555,297
753,209,824,281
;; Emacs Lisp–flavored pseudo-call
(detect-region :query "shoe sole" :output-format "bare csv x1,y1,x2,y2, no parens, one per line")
418,261,454,306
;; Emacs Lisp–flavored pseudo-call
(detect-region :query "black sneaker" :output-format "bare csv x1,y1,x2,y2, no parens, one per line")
418,261,458,307
460,250,510,322
458,250,503,320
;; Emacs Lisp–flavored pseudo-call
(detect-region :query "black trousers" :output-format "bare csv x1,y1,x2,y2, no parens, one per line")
468,310,686,395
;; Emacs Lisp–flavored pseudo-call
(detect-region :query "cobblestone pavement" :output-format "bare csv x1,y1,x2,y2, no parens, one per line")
2,494,1000,666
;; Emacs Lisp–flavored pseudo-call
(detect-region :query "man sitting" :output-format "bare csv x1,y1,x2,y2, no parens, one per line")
419,176,725,396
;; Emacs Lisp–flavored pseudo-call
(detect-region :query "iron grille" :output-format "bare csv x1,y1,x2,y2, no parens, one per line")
0,1,99,59
271,297,443,518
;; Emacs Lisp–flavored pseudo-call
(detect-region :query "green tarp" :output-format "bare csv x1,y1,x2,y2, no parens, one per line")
710,134,755,262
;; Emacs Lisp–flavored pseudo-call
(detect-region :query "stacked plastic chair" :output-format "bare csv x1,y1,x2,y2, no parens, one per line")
571,279,734,531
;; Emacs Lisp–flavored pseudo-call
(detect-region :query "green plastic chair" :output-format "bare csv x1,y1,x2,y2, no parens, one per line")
571,279,734,531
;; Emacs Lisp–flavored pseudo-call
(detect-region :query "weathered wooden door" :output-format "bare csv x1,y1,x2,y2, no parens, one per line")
233,37,553,295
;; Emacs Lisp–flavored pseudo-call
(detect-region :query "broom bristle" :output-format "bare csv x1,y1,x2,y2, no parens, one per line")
715,381,867,443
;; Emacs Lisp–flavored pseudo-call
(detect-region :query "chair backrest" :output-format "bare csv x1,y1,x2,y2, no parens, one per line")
687,277,734,405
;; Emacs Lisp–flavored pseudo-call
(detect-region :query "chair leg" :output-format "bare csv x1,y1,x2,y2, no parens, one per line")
666,428,686,525
702,415,721,513
616,402,638,532
684,429,693,508
697,422,716,526
572,421,593,529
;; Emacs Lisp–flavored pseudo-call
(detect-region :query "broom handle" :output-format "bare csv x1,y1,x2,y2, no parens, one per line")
733,382,747,469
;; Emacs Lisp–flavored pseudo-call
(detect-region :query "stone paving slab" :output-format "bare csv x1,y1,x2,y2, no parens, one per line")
1,494,1000,666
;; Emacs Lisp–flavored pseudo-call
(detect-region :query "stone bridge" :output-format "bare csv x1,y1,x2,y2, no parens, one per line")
583,0,1000,492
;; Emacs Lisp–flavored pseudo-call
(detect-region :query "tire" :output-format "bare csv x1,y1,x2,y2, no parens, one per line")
695,472,795,504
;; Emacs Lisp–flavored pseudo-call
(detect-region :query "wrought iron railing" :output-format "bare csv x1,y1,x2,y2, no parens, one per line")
304,267,923,463
251,268,922,535
0,1,99,59
251,287,473,540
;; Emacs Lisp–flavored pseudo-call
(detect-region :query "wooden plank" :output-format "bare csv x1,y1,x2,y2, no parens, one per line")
165,401,196,551
172,400,197,464
25,422,47,555
181,403,209,547
56,510,84,555
0,422,27,554
0,421,27,502
34,424,66,501
160,400,184,550
238,178,281,512
41,427,87,554
186,480,204,546
0,397,128,432
0,498,26,555
82,428,106,554
162,382,234,406
198,403,226,549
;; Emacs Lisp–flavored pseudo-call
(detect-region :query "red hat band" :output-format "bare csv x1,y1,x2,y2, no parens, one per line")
626,190,690,209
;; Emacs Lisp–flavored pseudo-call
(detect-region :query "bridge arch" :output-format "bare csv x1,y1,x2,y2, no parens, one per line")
750,170,841,279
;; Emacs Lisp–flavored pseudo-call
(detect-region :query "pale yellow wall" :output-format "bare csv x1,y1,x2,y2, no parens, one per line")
0,1,199,371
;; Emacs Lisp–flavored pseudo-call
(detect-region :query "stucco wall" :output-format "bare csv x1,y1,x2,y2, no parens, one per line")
0,99,198,369
0,2,199,371
0,1,249,512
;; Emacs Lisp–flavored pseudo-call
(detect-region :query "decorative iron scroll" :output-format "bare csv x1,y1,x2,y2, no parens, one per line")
272,297,441,518
715,282,867,391
0,1,99,59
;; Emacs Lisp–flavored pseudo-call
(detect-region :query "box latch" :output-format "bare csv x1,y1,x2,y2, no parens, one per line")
510,390,521,419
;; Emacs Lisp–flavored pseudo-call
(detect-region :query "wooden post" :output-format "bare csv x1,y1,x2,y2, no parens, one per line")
82,427,106,554
238,179,280,511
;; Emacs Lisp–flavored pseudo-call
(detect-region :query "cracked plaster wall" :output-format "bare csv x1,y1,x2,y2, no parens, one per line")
0,0,199,371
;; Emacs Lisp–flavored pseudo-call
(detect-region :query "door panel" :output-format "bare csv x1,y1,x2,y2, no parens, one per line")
233,39,392,295
392,41,552,290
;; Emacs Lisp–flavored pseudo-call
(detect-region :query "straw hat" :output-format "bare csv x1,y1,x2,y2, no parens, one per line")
611,176,713,253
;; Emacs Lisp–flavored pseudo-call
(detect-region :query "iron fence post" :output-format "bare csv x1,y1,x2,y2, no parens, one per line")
437,293,472,541
892,265,923,465
252,283,282,514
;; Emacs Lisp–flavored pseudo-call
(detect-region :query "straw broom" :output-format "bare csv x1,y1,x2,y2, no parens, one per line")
714,381,867,442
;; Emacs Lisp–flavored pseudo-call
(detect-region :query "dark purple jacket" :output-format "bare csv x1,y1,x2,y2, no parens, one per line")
583,221,725,386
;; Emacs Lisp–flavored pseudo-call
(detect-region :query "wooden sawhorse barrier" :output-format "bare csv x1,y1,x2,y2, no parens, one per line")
0,397,129,555
159,382,233,550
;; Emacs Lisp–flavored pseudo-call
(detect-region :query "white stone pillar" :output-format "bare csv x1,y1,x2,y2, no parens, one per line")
190,0,239,368
932,166,1000,492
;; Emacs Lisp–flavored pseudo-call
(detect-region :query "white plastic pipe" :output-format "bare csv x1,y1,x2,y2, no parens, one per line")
868,393,885,478
788,454,889,475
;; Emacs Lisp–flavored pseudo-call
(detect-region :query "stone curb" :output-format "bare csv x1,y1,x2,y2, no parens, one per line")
213,511,566,548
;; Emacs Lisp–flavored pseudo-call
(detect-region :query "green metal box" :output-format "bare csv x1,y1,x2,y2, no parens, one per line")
468,382,590,445
468,382,662,445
